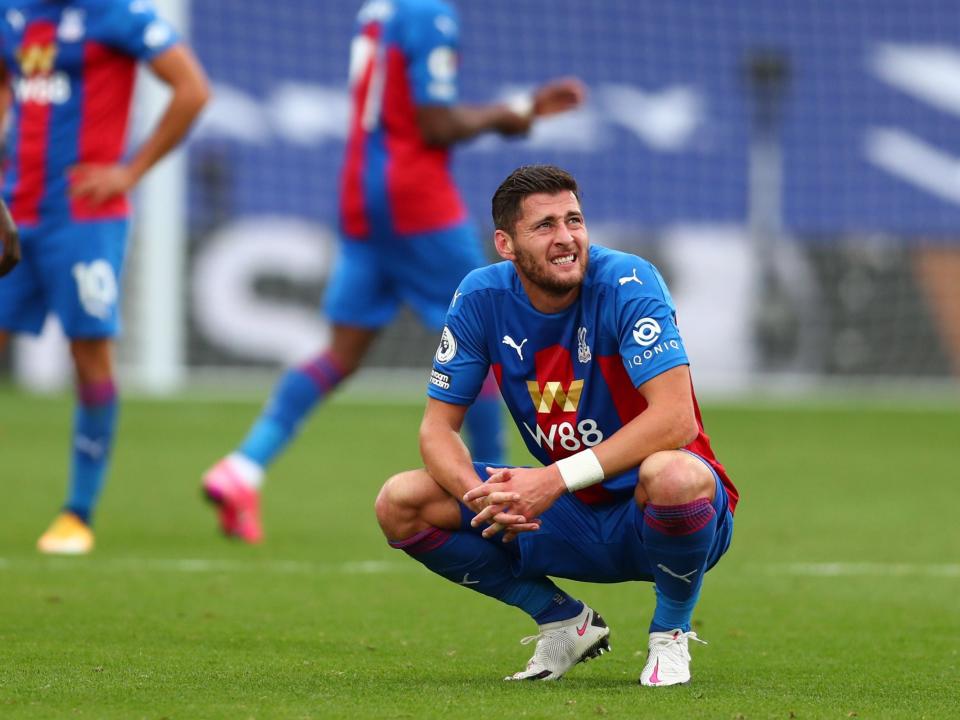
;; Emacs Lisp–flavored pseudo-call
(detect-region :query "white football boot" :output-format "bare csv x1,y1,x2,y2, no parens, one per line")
505,604,611,681
639,629,707,686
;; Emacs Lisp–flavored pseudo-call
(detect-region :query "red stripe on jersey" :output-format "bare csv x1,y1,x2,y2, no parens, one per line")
382,46,465,235
339,23,380,239
10,20,57,225
531,345,578,456
70,41,134,221
687,384,738,513
597,356,738,514
531,346,615,505
597,355,649,423
491,362,503,388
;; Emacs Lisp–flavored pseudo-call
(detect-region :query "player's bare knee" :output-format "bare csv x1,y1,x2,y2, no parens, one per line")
638,451,714,505
375,472,410,536
69,339,114,384
375,469,438,540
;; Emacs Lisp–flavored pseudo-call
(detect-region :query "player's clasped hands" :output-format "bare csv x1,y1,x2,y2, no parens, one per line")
464,469,537,542
464,465,566,542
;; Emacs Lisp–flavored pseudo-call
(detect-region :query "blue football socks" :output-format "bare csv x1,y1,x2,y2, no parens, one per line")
391,526,581,624
641,498,717,632
66,380,118,525
238,352,345,467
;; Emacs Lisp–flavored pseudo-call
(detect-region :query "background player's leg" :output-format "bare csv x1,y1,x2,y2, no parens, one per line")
36,220,127,555
462,371,505,464
37,338,117,555
66,338,118,525
204,234,394,542
203,325,376,542
236,324,375,469
401,225,506,465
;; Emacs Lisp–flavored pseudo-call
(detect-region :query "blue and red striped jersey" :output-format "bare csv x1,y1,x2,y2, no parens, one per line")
339,0,467,240
428,244,738,512
0,0,180,226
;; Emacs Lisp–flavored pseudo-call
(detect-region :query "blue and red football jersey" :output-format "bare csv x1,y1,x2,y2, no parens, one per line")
428,244,738,512
339,0,467,240
0,0,180,226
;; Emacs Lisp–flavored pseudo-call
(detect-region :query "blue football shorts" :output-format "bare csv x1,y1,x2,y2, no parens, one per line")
462,453,734,584
0,218,129,338
323,222,487,332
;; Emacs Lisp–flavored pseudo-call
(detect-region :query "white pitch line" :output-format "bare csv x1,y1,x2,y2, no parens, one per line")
0,556,411,575
770,562,960,578
3,557,957,579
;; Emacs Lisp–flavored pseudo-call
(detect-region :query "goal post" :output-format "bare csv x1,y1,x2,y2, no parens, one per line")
129,0,190,394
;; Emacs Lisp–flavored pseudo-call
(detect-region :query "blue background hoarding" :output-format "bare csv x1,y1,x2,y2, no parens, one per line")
189,0,960,239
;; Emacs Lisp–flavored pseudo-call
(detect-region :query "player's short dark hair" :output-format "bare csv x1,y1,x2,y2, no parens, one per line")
492,165,581,233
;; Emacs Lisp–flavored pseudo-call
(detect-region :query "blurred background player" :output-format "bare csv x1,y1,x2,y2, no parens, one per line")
202,0,585,544
376,165,737,684
0,196,19,276
0,0,209,554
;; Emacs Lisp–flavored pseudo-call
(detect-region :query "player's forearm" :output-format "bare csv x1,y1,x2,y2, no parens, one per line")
418,104,526,146
0,67,11,141
581,403,698,480
126,81,209,184
419,420,482,499
0,197,20,278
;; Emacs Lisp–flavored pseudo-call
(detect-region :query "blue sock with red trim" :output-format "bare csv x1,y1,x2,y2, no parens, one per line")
238,352,346,467
66,380,119,525
641,498,717,632
390,526,581,624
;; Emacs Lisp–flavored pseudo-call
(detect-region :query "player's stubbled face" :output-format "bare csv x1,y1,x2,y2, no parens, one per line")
512,191,588,295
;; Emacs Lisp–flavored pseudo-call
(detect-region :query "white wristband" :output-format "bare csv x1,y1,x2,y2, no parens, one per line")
556,449,605,492
506,93,535,118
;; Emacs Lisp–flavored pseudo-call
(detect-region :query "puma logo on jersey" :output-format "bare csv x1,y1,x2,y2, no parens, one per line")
618,268,643,286
502,335,528,360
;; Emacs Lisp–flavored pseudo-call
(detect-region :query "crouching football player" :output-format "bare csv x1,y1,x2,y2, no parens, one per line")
375,165,737,684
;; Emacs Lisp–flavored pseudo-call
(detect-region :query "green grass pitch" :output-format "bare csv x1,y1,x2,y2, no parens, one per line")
1,387,958,719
